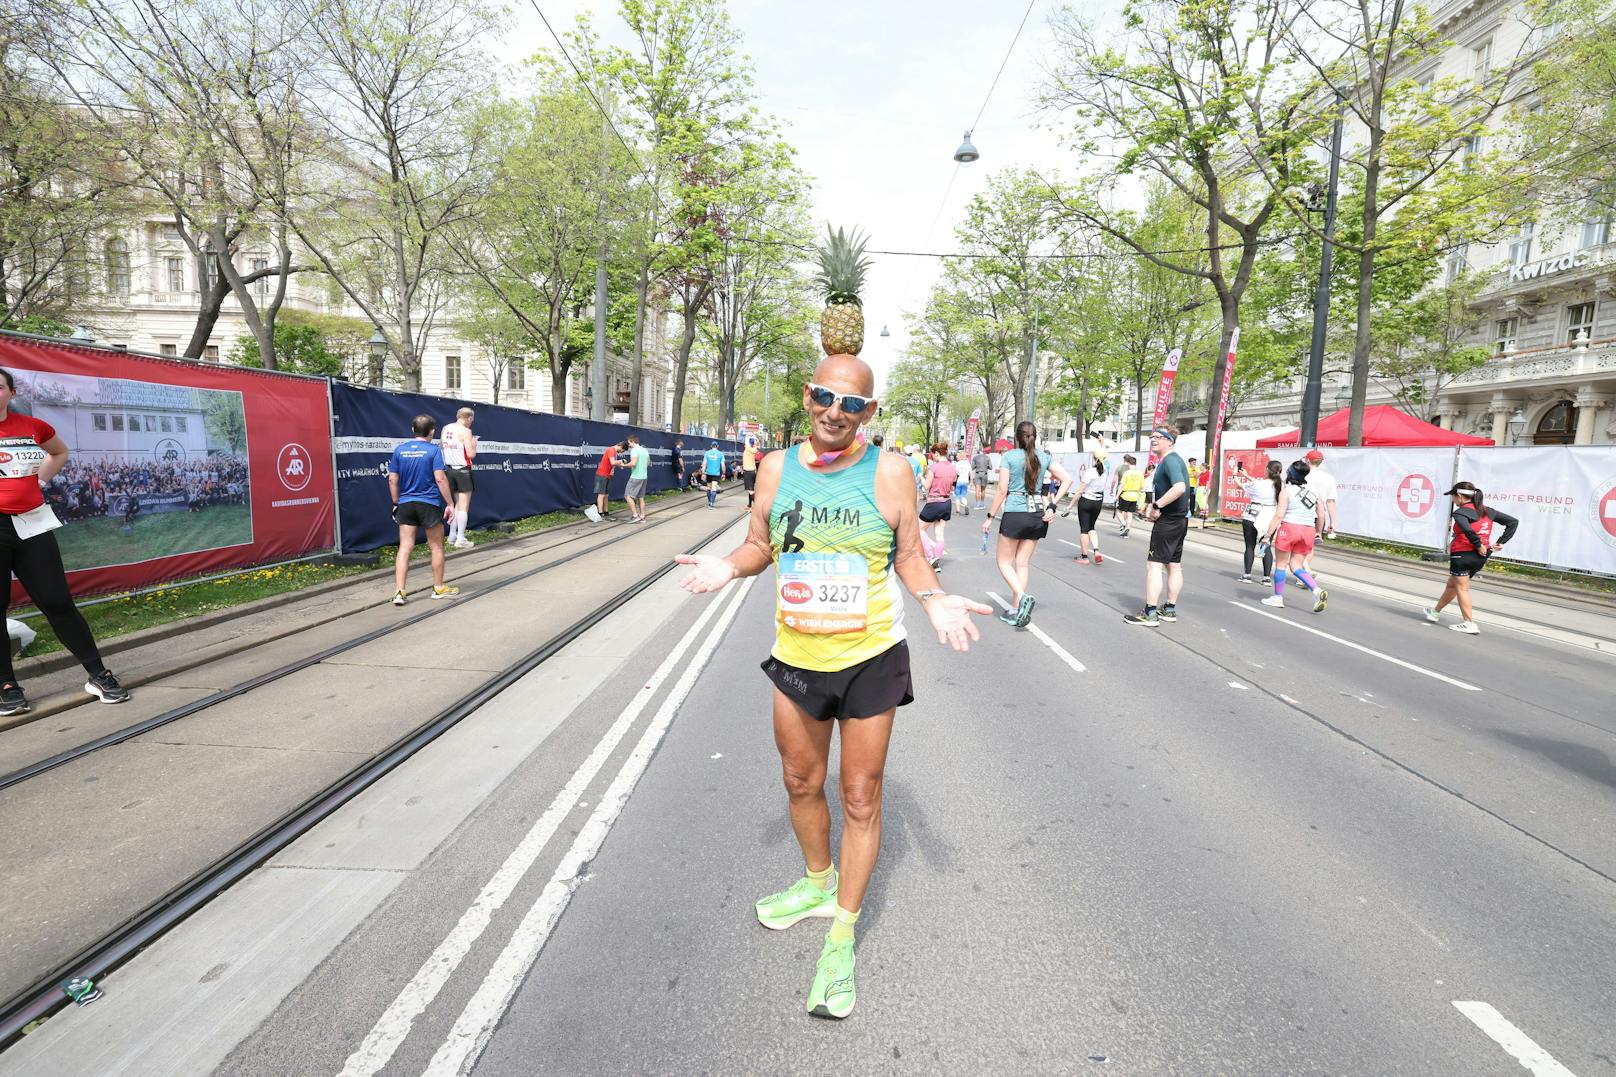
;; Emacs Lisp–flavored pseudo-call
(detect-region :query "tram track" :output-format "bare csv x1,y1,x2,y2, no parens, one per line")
0,505,742,1046
0,492,729,792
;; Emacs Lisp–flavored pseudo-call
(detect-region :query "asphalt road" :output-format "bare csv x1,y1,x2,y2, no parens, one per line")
12,506,1613,1076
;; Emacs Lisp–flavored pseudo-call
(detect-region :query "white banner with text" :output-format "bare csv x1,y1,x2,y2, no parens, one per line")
1311,447,1456,550
1454,447,1616,573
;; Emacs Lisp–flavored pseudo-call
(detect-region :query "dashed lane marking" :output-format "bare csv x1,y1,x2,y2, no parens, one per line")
1230,601,1480,691
423,576,756,1077
1452,1001,1578,1076
987,591,1087,673
340,579,750,1077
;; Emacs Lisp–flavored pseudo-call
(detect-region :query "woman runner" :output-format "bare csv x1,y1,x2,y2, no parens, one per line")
1114,454,1142,536
1425,481,1518,635
1236,459,1281,584
952,450,971,516
1066,451,1108,564
1260,460,1327,612
982,421,1072,627
0,367,130,715
918,443,956,569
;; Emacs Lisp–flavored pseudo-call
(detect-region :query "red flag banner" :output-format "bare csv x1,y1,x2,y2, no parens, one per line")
1147,347,1183,464
1207,327,1241,515
965,410,981,457
0,334,336,601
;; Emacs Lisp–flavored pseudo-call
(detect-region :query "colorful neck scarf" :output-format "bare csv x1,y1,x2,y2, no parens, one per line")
805,442,864,468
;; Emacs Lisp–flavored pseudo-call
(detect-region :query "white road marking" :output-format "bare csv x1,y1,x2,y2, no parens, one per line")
1230,601,1480,691
422,577,756,1077
1057,538,1125,563
1452,1001,1578,1076
339,579,749,1077
987,591,1087,673
1228,681,1248,690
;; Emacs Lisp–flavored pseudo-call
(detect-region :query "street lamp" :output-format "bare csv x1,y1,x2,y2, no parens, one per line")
367,326,387,385
954,131,979,165
1506,406,1527,445
879,325,890,337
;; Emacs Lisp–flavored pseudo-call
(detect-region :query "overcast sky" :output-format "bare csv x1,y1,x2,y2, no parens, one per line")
497,0,1130,391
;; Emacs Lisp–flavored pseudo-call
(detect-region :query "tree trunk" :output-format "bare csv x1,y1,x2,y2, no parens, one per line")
184,263,231,359
551,367,569,417
629,256,650,425
671,284,706,433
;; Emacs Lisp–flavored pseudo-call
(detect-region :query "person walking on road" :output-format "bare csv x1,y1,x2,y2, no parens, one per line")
1303,448,1338,537
702,443,726,506
1123,428,1191,626
1261,461,1327,613
0,367,130,715
1425,481,1518,634
624,434,651,523
1066,450,1108,564
674,353,989,1020
983,421,1072,627
970,446,991,511
1235,459,1280,584
1114,454,1142,536
919,443,957,569
742,437,760,510
440,407,477,549
388,414,459,607
672,437,688,490
952,450,971,516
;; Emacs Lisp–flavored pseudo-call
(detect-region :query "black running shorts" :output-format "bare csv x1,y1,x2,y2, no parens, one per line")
445,466,474,494
998,510,1048,541
742,469,757,491
1148,513,1189,564
394,501,444,529
761,642,913,721
1449,551,1488,577
919,500,952,522
1076,496,1103,532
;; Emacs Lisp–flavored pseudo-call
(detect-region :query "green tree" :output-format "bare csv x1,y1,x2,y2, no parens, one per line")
203,391,247,452
228,313,347,376
1369,270,1490,421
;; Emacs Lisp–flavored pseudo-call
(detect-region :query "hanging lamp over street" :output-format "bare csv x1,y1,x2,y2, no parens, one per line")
954,131,979,164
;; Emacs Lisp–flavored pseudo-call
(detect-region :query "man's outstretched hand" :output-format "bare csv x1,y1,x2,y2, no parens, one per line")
675,553,737,593
925,593,992,651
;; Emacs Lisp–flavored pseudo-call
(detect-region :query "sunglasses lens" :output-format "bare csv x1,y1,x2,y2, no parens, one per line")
840,395,871,414
809,386,835,407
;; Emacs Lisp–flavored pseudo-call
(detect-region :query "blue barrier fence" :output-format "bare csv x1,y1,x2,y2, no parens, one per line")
330,382,741,552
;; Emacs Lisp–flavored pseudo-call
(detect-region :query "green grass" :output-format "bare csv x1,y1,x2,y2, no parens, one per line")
17,487,705,660
54,504,254,572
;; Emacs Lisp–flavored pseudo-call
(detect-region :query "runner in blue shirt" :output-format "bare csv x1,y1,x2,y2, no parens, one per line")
703,445,726,507
387,414,458,607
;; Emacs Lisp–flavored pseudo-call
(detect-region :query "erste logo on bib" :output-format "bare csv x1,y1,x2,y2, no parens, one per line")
1395,473,1436,518
277,442,313,492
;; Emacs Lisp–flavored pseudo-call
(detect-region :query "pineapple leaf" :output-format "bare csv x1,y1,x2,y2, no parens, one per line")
813,224,871,306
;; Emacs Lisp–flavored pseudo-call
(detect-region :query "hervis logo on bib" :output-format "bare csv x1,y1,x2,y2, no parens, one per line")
780,581,812,604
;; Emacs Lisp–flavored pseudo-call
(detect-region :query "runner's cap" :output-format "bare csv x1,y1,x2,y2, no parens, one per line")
1443,481,1479,497
1304,448,1324,462
1150,427,1177,442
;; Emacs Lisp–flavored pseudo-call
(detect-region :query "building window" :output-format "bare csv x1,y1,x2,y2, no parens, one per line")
1567,301,1596,343
175,416,187,433
1471,38,1493,80
1462,135,1482,168
204,253,221,293
1581,209,1612,249
159,343,178,356
166,256,185,292
92,412,107,431
160,416,173,432
111,414,124,431
1494,317,1517,353
445,354,462,390
1534,400,1578,445
250,257,269,297
203,345,219,362
1446,241,1469,282
507,360,526,391
106,238,131,296
1507,222,1534,267
143,415,156,431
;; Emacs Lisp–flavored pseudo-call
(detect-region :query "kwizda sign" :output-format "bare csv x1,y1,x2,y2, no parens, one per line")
1508,249,1593,283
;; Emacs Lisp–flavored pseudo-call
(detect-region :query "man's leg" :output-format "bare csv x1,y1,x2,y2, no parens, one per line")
455,491,472,541
1165,562,1184,605
833,707,897,915
773,690,836,874
1143,560,1163,606
425,525,447,587
394,524,417,592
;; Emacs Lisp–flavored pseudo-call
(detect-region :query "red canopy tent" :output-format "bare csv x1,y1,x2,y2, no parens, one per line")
1256,405,1494,448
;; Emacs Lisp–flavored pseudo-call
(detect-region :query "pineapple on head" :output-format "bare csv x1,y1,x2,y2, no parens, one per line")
814,225,871,356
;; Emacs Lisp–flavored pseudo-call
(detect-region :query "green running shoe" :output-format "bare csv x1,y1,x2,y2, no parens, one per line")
755,876,837,931
806,935,856,1019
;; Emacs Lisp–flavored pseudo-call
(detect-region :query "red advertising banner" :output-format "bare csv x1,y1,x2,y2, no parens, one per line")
1220,449,1272,519
1207,328,1240,514
965,410,981,457
0,334,336,601
1147,348,1183,464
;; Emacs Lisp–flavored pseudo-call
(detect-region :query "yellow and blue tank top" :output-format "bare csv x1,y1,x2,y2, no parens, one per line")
769,444,905,672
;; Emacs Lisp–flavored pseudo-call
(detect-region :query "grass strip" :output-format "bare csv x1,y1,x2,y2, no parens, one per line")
15,489,697,660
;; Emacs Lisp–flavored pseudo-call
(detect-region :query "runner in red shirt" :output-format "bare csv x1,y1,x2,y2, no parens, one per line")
592,440,626,522
0,367,130,715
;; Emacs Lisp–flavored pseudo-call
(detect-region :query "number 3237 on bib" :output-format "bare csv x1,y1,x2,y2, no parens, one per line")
777,552,868,634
